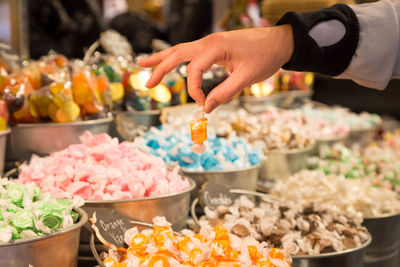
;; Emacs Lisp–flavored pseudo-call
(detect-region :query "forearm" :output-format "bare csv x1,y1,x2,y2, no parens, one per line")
278,0,400,90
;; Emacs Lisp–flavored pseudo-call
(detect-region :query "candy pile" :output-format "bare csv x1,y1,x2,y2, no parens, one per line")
272,170,400,218
18,131,190,200
136,126,263,171
0,179,82,243
103,216,291,267
301,105,381,131
198,195,369,255
308,144,400,191
215,108,316,151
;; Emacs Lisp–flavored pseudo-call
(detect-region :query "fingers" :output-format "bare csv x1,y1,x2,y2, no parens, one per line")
138,48,173,68
204,66,250,113
145,52,186,88
186,47,226,106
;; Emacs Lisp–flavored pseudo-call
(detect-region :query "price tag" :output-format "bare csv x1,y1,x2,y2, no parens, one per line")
199,181,235,210
90,209,132,250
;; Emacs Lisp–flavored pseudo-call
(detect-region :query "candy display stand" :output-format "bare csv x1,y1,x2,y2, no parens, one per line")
260,145,315,181
191,189,372,267
363,213,400,267
6,116,113,165
0,129,11,174
0,208,87,267
182,164,260,199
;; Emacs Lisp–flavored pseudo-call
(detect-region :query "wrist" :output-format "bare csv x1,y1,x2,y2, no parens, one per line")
279,24,294,64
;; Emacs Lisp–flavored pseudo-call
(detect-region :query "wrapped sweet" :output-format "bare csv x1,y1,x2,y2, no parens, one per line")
0,179,82,243
190,108,208,153
301,105,381,131
102,216,291,267
197,195,370,255
18,131,190,200
136,126,263,171
308,143,400,191
272,170,400,218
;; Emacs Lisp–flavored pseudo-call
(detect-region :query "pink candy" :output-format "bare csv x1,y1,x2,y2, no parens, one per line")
18,131,190,200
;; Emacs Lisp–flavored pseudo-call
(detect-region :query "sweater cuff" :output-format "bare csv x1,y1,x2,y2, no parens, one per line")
276,4,359,76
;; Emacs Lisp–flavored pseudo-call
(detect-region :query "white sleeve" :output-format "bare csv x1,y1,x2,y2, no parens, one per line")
336,0,400,89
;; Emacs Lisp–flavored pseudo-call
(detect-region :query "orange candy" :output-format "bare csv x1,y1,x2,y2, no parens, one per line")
148,255,170,267
248,245,260,262
190,117,208,144
269,248,285,260
213,225,230,240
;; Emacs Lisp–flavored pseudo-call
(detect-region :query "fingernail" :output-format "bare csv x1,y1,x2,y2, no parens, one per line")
205,100,218,113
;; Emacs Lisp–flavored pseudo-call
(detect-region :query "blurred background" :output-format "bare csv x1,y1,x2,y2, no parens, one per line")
1,0,399,120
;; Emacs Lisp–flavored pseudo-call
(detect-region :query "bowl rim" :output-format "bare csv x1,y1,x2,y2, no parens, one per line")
11,117,113,128
263,145,315,155
0,207,88,247
181,163,260,175
84,176,196,204
118,110,161,116
0,128,11,136
292,232,372,259
363,210,400,220
315,132,349,142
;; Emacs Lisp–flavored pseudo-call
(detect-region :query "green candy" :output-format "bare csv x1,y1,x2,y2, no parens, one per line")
6,184,24,205
56,199,72,210
11,226,20,240
41,215,63,230
345,171,356,179
33,185,40,201
12,210,34,230
70,211,79,223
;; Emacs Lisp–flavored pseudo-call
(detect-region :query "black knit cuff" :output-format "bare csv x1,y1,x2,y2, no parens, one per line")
276,4,359,76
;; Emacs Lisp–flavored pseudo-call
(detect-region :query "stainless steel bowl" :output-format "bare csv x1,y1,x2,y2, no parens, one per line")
347,126,378,146
0,129,11,174
363,212,400,267
260,145,314,181
117,110,161,129
181,164,260,199
313,133,349,155
291,237,371,267
191,189,371,267
90,221,182,267
0,208,88,267
6,117,113,163
81,177,195,233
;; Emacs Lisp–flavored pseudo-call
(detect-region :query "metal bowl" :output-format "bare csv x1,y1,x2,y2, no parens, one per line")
347,126,378,146
81,177,195,233
90,220,182,267
363,212,400,267
260,145,314,181
0,129,11,174
291,238,371,267
181,164,260,199
6,117,113,163
0,208,88,267
191,189,371,267
313,133,349,155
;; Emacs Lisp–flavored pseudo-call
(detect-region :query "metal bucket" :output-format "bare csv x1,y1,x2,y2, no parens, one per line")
313,133,349,155
0,208,88,267
117,110,161,129
181,165,260,199
347,126,378,146
6,117,113,164
0,129,11,174
191,189,371,267
78,177,195,265
260,146,314,181
89,221,182,267
363,212,400,267
291,239,371,267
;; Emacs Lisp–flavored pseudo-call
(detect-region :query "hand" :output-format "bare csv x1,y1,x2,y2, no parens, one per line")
139,25,294,113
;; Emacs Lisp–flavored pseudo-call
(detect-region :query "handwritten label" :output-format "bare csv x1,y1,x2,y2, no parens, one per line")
200,182,235,210
90,209,132,250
